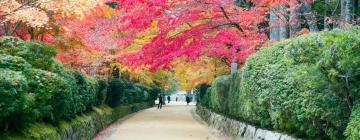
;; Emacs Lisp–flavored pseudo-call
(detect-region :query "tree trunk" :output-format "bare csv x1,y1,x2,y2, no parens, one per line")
341,0,354,24
270,6,289,40
289,8,301,37
301,3,319,32
270,7,280,40
279,6,289,39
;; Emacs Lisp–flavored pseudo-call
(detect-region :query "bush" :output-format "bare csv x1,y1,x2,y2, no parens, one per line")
50,62,82,119
106,79,128,107
25,69,60,120
96,78,108,105
149,85,161,101
17,41,57,71
0,69,34,130
201,28,360,139
0,37,26,55
208,75,231,113
72,72,98,113
195,84,210,107
105,79,157,107
0,37,161,133
0,54,31,71
345,104,360,140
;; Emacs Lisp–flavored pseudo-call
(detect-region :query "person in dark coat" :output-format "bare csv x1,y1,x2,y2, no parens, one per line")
167,96,171,104
158,95,163,109
186,96,191,105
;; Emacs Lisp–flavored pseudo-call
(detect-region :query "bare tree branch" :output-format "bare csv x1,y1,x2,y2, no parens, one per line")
219,6,244,32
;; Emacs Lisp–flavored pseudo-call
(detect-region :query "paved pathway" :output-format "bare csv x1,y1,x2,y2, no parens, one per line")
94,102,219,140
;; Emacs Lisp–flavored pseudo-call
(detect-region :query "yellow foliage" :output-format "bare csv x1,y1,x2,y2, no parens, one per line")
1,0,49,27
109,62,174,89
173,57,229,90
0,0,102,27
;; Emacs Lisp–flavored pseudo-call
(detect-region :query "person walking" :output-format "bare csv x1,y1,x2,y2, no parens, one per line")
158,95,163,109
167,96,171,104
186,96,191,105
176,97,178,102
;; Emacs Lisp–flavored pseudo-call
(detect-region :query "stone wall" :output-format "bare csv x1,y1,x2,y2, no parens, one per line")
196,106,301,140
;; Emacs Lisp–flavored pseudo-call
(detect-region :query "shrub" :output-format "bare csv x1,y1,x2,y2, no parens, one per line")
25,68,73,122
0,37,26,55
0,69,34,130
0,54,31,71
72,72,98,113
0,37,161,132
96,78,108,105
201,28,360,139
239,29,360,138
17,41,57,71
208,75,231,113
345,104,360,140
195,84,211,107
106,78,127,107
51,62,81,119
133,84,151,102
149,85,161,101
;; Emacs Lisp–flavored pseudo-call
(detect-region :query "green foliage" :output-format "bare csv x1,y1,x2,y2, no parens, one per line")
345,104,360,140
311,0,338,15
0,54,31,71
0,37,161,132
208,75,231,113
0,37,26,55
96,78,108,105
24,123,60,140
106,79,158,107
26,69,69,121
194,83,210,106
0,69,34,130
17,41,57,71
0,103,152,140
72,72,98,112
200,28,360,139
106,79,128,107
149,85,161,101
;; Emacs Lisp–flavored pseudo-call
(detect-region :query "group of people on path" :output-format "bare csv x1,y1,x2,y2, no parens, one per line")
157,94,192,109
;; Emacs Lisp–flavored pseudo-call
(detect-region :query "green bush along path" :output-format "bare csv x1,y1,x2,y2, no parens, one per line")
196,28,360,140
0,37,161,139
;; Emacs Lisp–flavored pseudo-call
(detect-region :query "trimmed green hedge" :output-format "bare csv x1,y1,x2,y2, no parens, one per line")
0,37,160,132
0,102,152,140
197,28,360,139
0,69,32,130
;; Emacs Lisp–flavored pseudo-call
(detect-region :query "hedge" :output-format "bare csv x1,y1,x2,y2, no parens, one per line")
0,69,32,130
0,37,161,132
0,102,152,140
197,28,360,139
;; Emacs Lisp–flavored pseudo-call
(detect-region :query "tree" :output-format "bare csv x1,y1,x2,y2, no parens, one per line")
174,56,229,90
0,0,101,39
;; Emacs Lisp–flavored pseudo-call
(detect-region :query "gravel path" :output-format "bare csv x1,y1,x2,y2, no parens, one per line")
94,102,220,140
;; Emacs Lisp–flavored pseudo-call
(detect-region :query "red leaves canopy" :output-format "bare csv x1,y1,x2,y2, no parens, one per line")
63,0,303,70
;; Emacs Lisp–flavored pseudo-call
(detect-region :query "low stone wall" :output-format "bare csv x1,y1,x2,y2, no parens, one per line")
0,102,153,140
196,106,300,140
